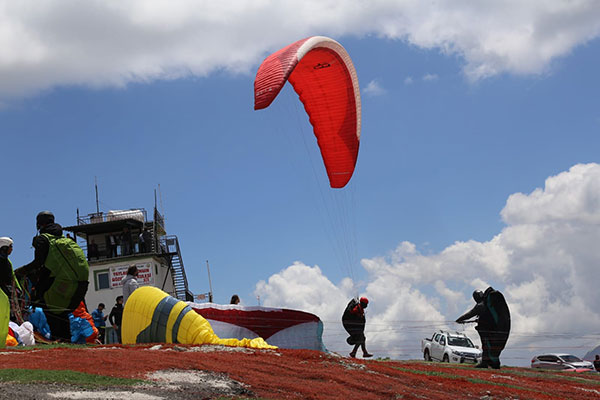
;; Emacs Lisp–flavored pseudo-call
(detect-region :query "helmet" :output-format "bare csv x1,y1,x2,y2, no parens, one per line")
0,237,13,249
36,211,55,228
359,297,369,306
473,290,484,303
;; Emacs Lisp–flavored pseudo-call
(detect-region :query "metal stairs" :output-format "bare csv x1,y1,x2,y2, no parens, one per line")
160,235,193,301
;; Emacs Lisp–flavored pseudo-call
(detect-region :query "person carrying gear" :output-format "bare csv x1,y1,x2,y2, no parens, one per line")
0,237,24,322
15,211,89,342
456,287,511,369
0,237,21,298
342,297,373,358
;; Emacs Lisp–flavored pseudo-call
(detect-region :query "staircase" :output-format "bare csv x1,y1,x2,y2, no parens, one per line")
160,235,192,301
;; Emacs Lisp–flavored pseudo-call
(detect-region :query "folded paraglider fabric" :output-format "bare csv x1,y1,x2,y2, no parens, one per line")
71,301,98,343
5,333,17,347
122,286,276,349
9,321,35,346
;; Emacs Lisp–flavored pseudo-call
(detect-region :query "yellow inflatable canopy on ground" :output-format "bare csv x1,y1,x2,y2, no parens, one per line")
122,286,276,349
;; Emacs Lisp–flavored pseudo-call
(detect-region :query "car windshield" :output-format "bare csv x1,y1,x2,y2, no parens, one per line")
448,336,474,347
560,355,582,363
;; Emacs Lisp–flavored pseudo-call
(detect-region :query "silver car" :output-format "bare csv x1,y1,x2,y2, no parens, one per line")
531,353,594,371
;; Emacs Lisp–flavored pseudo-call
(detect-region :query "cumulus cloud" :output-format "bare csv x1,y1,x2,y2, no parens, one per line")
255,163,600,364
404,76,414,85
363,79,386,96
1,0,600,98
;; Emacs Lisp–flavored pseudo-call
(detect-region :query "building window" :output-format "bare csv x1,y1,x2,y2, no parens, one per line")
94,269,110,290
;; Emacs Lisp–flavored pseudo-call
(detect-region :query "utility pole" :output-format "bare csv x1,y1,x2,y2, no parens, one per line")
206,260,213,303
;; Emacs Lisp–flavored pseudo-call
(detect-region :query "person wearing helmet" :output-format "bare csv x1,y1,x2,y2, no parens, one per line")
456,287,510,369
0,237,21,298
342,296,373,358
15,211,89,341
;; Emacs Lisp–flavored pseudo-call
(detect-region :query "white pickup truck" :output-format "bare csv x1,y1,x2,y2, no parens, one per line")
421,330,482,364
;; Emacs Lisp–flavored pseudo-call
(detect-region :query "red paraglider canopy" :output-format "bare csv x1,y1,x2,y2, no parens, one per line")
254,36,361,189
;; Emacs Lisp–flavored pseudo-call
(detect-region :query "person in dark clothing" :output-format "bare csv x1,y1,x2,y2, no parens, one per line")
138,229,152,253
14,211,89,342
121,228,132,256
342,297,373,358
456,287,511,369
87,240,99,260
0,237,23,322
106,234,118,258
594,355,600,372
0,237,18,298
109,295,124,343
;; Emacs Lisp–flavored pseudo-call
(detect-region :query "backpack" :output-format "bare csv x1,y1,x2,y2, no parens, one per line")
484,288,511,334
342,298,359,321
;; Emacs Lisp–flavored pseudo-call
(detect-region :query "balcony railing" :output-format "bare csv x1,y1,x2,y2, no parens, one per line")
82,234,155,261
77,209,148,225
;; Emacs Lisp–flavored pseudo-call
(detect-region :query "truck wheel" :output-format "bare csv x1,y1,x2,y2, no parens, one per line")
424,350,431,361
443,354,449,363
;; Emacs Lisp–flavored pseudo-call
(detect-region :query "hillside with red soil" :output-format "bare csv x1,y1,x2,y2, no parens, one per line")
1,344,599,399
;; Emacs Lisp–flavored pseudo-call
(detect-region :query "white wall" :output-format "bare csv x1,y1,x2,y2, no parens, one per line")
85,255,175,325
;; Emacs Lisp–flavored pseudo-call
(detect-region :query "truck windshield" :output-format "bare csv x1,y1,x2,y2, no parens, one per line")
448,337,474,347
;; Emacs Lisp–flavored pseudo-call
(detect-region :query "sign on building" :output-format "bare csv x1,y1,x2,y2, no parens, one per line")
109,263,154,288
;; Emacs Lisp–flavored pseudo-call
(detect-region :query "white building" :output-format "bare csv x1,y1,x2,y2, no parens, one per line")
64,207,192,341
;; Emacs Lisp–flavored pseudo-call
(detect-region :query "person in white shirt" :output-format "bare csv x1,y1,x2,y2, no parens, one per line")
122,265,139,304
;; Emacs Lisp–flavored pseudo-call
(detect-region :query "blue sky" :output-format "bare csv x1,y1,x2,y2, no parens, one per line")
1,1,600,363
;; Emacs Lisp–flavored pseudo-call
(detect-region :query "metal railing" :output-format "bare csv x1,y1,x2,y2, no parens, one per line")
82,235,155,261
77,209,148,225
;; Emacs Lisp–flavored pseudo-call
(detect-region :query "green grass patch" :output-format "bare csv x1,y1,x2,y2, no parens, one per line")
392,366,552,396
501,369,600,386
0,369,143,387
3,343,92,351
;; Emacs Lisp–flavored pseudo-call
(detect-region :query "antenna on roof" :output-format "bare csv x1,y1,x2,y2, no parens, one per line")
94,176,100,214
158,183,164,218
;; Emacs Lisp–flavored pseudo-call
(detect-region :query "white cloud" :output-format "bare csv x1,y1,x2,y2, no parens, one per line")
422,73,439,82
255,163,600,364
404,76,414,85
1,0,600,98
363,79,386,96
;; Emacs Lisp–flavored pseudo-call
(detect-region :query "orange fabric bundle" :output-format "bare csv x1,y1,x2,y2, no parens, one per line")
72,301,98,343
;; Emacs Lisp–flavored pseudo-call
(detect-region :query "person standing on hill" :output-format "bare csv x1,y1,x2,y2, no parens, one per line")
92,303,108,344
15,211,89,341
342,297,373,358
109,295,124,343
0,237,21,299
456,287,511,369
122,265,139,304
594,355,600,372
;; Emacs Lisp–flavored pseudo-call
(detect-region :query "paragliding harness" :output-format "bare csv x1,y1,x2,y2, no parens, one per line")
342,298,365,345
11,275,57,344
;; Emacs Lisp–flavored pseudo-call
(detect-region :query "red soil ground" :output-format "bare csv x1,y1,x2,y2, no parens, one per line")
1,344,599,399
